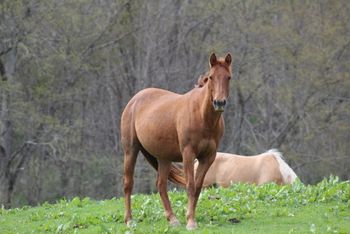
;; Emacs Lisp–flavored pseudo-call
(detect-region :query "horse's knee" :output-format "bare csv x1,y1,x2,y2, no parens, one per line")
186,183,196,197
157,179,167,192
124,177,134,194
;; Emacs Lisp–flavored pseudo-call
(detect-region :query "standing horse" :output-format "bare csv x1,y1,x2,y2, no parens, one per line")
195,149,298,187
121,53,232,230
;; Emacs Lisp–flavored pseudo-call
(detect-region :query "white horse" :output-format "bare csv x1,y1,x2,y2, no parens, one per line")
195,149,297,187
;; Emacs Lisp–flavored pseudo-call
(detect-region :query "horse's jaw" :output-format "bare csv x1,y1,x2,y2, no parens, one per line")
213,105,225,112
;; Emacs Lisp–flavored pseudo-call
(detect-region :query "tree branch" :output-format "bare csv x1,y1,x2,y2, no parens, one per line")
7,140,58,171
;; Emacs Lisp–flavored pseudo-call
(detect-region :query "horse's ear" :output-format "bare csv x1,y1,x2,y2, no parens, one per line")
224,53,232,66
209,53,217,67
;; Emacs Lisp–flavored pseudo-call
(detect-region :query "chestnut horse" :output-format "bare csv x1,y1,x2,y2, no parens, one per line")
194,149,298,187
121,53,232,230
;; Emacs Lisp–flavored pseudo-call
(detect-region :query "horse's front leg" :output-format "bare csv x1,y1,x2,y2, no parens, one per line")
194,153,216,206
182,147,197,230
157,159,180,226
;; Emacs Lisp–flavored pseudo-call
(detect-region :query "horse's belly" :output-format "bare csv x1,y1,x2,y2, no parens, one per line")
139,136,182,161
136,117,182,162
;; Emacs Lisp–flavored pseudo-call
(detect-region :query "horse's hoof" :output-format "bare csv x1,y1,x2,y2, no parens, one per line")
186,221,197,230
126,220,136,228
169,217,180,227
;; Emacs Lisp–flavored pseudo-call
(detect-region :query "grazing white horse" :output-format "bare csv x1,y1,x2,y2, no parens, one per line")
195,149,298,187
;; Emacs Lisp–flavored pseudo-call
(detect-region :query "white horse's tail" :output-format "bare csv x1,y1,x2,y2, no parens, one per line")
267,149,298,184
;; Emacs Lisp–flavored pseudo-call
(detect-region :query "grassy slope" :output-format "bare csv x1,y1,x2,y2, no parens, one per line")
0,177,349,234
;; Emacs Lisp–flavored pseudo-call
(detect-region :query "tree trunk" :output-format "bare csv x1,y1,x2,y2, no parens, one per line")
0,47,17,208
0,180,11,208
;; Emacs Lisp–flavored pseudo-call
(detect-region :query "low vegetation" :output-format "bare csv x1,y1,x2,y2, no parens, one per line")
1,176,349,233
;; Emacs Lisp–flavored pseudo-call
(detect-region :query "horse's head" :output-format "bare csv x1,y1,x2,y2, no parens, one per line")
207,53,232,112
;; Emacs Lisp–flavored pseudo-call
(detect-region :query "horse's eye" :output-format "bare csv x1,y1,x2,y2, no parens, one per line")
228,76,231,80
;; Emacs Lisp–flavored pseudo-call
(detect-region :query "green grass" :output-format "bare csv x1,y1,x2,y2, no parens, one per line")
1,176,349,233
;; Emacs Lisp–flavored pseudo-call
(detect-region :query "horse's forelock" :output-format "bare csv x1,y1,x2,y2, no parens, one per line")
216,59,232,73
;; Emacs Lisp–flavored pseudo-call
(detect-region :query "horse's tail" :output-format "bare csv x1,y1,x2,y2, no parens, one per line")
267,149,298,184
140,147,186,187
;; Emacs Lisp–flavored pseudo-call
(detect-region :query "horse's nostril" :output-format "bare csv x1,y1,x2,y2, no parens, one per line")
213,99,226,112
217,100,226,106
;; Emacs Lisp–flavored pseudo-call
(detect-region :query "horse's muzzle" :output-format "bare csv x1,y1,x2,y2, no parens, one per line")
213,99,226,112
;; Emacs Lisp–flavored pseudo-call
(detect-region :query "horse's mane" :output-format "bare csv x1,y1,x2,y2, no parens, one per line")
194,71,209,88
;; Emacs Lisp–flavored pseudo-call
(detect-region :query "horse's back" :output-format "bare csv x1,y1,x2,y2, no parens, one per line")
204,153,260,187
124,88,179,109
223,152,283,185
136,87,179,99
121,88,182,125
203,152,283,186
201,150,297,187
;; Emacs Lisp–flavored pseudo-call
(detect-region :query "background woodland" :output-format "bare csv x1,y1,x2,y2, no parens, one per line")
1,0,349,208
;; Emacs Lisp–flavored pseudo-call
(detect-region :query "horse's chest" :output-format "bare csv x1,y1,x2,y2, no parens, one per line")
185,123,221,145
197,138,216,155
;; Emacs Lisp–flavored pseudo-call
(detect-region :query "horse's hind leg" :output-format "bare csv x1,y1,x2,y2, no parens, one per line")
123,144,139,225
157,160,179,226
121,102,140,225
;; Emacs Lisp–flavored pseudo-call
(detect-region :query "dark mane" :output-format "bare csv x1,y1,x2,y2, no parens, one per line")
194,71,210,88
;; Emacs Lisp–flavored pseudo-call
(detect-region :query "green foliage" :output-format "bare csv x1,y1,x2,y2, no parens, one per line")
0,177,349,233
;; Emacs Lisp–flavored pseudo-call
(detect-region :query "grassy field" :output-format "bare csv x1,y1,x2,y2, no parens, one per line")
1,176,349,233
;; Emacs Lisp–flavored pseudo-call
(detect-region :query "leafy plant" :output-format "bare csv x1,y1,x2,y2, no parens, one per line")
0,176,349,233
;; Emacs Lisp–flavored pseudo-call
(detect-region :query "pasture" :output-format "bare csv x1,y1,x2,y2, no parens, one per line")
0,176,349,233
